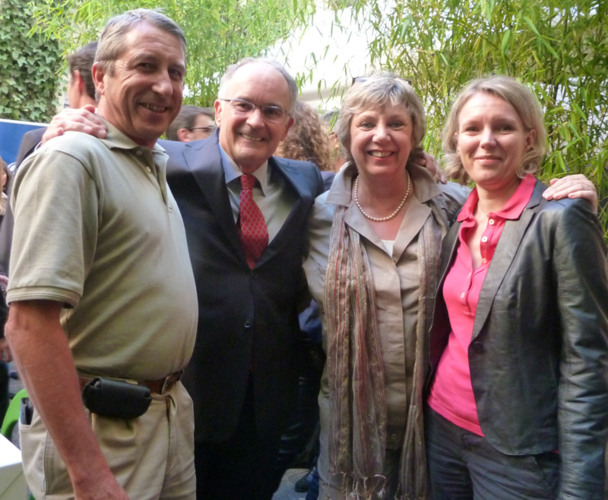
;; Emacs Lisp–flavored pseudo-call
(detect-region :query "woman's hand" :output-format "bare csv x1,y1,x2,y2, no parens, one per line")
543,174,598,212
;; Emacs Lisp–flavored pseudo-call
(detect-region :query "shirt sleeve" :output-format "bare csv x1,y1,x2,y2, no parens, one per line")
7,147,99,308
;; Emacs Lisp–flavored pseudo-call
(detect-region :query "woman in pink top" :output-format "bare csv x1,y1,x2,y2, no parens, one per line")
426,76,608,499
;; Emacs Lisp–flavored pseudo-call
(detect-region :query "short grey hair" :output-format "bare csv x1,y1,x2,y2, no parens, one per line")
336,73,426,165
217,58,298,112
442,75,547,184
95,9,187,74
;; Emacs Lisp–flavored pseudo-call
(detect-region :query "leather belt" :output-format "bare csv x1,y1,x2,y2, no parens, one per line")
79,370,182,395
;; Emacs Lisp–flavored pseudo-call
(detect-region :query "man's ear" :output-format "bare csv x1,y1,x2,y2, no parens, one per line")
214,100,222,128
73,70,84,92
281,116,294,141
177,128,190,142
92,63,106,97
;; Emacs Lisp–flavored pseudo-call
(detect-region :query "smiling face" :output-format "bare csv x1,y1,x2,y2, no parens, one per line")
349,103,413,179
456,92,535,193
214,62,294,174
93,22,186,148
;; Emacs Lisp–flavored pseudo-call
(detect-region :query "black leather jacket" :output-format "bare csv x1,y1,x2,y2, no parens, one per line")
428,180,608,499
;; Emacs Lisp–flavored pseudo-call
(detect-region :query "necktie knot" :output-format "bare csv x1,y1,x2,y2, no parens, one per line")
241,173,257,191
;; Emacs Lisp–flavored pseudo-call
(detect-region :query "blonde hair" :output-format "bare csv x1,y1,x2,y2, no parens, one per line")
442,75,547,184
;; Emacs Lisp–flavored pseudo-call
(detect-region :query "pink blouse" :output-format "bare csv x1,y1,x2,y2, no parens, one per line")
428,174,536,435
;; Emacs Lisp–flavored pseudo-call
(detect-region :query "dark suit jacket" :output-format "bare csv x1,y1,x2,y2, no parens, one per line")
0,127,47,274
429,180,608,498
161,133,324,444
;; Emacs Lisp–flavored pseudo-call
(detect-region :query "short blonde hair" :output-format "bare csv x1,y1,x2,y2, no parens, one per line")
442,76,547,184
337,73,426,166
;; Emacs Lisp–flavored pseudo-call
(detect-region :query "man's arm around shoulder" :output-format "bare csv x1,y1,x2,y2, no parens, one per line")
5,301,128,500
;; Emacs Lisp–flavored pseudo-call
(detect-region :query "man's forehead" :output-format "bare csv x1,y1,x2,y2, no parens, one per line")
122,23,186,64
225,63,290,103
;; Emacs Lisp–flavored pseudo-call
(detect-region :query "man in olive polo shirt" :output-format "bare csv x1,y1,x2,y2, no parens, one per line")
4,9,197,499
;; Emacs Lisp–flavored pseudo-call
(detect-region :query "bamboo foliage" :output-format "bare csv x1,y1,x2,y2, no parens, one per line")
28,0,316,107
326,0,608,239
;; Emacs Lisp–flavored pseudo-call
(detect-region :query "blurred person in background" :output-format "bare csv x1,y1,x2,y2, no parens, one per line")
165,105,216,142
322,110,346,172
0,155,10,421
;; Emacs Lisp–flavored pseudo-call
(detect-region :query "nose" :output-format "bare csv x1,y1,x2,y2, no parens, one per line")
245,107,265,128
480,127,496,148
152,72,174,97
373,123,390,142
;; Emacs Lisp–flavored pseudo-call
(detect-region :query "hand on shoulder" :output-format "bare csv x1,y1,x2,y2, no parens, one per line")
42,105,107,144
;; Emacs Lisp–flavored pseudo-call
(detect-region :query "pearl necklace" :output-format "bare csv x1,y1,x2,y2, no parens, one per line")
353,170,411,222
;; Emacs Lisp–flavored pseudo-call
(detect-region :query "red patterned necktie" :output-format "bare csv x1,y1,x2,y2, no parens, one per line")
238,174,268,268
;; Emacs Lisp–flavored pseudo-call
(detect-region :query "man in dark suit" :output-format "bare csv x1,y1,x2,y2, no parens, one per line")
163,58,324,499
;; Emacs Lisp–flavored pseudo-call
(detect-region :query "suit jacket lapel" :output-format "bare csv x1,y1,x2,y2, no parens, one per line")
182,134,244,257
471,181,546,341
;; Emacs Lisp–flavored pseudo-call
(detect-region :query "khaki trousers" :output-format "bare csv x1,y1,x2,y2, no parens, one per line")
19,381,195,500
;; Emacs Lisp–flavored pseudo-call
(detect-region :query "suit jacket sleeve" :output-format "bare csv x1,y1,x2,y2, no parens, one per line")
553,199,608,499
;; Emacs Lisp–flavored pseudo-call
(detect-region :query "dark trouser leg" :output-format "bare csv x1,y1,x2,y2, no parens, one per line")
195,376,284,500
426,405,474,500
426,406,559,500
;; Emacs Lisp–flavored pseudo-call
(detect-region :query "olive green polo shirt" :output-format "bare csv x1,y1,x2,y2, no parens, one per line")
8,121,197,381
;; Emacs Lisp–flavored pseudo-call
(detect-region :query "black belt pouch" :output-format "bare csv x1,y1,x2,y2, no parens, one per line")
82,377,151,419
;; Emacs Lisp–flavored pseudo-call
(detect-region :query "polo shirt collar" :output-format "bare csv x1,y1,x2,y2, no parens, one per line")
457,173,536,223
97,118,166,156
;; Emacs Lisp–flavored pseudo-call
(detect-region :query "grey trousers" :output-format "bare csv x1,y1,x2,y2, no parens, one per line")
426,406,559,500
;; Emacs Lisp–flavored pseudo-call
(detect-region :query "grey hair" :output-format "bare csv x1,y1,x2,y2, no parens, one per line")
442,75,547,184
336,73,426,165
95,9,187,74
217,58,298,112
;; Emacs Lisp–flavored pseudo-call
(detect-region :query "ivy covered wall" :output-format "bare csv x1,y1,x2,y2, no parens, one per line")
0,0,63,122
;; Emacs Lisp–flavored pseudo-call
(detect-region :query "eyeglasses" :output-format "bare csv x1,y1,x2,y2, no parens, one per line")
220,98,290,122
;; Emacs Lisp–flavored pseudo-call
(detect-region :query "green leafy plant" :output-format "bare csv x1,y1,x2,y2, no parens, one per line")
322,0,608,240
28,0,316,107
0,0,63,122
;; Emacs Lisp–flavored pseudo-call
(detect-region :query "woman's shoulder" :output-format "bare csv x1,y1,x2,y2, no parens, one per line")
537,194,596,222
